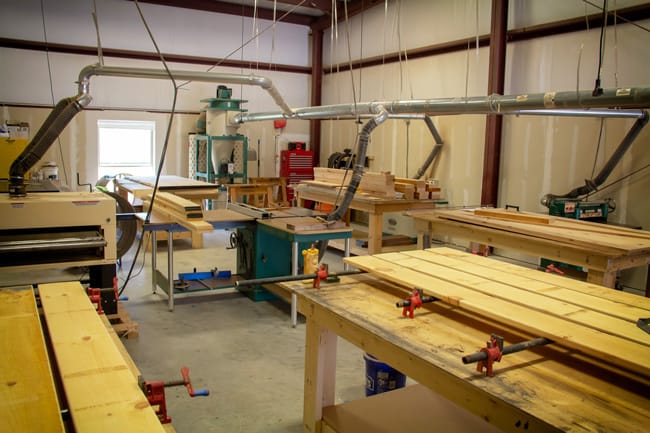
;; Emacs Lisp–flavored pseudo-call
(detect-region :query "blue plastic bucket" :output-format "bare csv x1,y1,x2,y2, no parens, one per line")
363,353,406,396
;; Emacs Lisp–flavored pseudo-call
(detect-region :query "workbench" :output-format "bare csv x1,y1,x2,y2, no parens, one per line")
295,184,437,254
284,247,650,433
139,209,255,311
0,283,175,433
410,208,650,292
115,175,220,207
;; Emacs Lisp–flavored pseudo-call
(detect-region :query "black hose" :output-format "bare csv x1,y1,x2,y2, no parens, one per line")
9,96,84,196
326,108,388,222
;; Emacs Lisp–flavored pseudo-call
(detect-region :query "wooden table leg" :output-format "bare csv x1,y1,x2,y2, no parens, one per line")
367,212,384,255
303,318,337,433
587,269,616,288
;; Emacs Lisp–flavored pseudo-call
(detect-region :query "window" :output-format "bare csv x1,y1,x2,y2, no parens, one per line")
98,120,155,178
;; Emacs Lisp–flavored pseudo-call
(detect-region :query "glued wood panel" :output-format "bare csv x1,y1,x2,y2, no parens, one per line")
426,209,650,255
296,275,650,433
344,249,650,378
39,282,165,433
0,288,64,433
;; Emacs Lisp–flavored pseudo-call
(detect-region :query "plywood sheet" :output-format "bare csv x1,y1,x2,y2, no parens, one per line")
344,249,650,377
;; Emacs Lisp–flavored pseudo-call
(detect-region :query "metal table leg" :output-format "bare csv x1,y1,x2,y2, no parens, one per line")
344,237,351,271
168,230,174,312
151,230,157,293
291,240,299,327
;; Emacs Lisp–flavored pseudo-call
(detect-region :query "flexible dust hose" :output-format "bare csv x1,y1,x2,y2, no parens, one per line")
541,110,649,206
413,116,444,179
9,95,88,197
326,106,388,222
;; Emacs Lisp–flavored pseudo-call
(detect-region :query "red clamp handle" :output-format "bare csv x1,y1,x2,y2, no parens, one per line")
476,335,503,377
180,366,209,397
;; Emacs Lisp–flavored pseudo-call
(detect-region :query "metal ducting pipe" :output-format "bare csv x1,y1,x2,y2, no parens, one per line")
413,116,444,180
9,94,89,197
77,64,294,116
326,105,389,222
235,86,650,123
8,64,296,197
541,110,649,206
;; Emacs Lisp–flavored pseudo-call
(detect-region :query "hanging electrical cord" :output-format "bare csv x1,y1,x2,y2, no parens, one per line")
612,0,619,87
270,0,277,70
342,0,359,117
39,0,69,187
119,0,180,297
592,0,608,97
582,0,650,33
591,119,606,178
92,0,104,66
174,0,309,90
592,162,650,195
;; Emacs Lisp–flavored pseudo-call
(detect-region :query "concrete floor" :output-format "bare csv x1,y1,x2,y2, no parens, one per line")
117,230,370,433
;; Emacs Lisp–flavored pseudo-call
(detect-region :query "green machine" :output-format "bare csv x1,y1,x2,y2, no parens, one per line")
193,85,249,184
541,196,611,273
547,198,609,223
233,225,314,301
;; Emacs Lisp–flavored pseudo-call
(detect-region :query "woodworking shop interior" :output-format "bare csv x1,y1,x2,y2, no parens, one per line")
2,1,650,432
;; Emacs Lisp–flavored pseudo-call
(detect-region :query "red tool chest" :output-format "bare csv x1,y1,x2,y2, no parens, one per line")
280,146,314,202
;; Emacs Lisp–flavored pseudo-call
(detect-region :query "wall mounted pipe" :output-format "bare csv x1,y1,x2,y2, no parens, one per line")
7,64,296,197
515,109,646,119
413,116,444,180
541,110,649,205
77,64,294,116
235,86,650,123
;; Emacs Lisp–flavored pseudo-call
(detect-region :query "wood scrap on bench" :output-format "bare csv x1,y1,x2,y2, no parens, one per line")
145,192,213,234
313,167,396,198
285,217,347,232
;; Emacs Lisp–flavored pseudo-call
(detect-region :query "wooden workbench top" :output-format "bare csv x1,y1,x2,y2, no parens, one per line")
293,247,650,433
412,208,650,255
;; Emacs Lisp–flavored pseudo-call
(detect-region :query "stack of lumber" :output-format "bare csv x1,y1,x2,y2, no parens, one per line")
145,192,212,234
344,247,650,379
305,168,443,200
308,167,396,198
428,207,650,254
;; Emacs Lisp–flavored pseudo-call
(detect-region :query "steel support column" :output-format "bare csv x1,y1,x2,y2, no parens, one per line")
481,0,509,207
309,27,324,166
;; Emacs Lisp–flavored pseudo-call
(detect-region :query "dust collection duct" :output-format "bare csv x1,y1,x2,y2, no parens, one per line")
8,63,650,221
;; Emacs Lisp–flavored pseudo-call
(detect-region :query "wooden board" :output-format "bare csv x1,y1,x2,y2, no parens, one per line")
126,175,214,189
344,248,650,378
38,281,166,433
313,168,396,197
0,287,65,433
286,217,347,231
426,208,650,255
